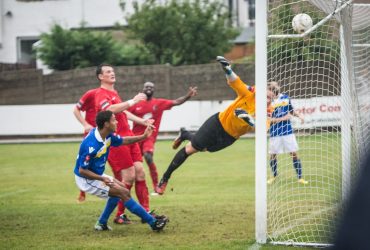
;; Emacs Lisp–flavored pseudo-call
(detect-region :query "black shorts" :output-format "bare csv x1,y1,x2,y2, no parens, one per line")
191,113,236,152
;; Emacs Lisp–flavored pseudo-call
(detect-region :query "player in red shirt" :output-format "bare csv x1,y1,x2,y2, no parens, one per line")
73,88,98,202
94,63,155,224
128,82,197,191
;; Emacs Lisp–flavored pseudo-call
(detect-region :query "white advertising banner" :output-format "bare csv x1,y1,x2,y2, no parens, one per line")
290,96,341,129
0,97,343,136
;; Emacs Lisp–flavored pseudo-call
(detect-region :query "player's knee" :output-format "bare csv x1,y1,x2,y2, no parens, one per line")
185,143,197,155
123,175,135,185
119,187,131,201
135,167,146,180
143,152,153,164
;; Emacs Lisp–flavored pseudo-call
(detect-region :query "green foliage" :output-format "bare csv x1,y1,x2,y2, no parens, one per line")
127,0,239,65
36,24,154,70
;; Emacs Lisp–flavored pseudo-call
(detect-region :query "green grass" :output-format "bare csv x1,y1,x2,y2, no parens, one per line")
0,138,324,249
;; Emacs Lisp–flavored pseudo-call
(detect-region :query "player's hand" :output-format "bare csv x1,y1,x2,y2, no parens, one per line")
83,124,93,134
102,176,114,187
143,125,154,138
188,86,198,97
133,93,147,104
298,114,304,124
235,108,255,127
144,119,155,128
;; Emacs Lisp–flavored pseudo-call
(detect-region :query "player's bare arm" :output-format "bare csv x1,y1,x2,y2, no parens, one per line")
173,86,198,105
270,114,292,123
79,167,109,182
124,110,155,128
121,126,153,145
292,110,304,124
108,93,147,114
73,106,93,133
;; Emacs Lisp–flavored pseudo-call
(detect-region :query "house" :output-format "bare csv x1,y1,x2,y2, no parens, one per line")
0,0,255,70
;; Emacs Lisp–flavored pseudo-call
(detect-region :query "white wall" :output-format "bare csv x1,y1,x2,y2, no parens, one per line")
0,0,127,63
0,0,251,64
0,101,232,136
0,97,343,136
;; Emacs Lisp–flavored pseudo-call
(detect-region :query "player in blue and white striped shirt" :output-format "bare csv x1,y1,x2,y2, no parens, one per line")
74,110,168,231
267,81,308,185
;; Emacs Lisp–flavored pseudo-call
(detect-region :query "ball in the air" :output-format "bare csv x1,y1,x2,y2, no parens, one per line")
292,13,313,34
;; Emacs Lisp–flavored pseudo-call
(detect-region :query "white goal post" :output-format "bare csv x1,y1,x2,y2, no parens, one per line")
255,0,370,247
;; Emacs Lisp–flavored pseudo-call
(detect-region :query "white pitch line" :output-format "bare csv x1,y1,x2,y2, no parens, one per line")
0,189,30,198
248,242,261,250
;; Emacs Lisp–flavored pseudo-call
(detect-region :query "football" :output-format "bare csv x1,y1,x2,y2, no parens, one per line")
292,13,313,34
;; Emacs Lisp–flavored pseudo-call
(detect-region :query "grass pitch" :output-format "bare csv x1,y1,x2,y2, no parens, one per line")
0,139,315,249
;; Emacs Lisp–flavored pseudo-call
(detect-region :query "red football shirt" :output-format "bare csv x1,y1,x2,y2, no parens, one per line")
94,87,132,136
128,98,174,140
76,88,97,127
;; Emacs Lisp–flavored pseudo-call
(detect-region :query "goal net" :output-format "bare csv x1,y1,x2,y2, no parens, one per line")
256,0,370,246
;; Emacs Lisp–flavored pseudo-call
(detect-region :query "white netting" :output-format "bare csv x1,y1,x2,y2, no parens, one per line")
352,4,370,159
264,0,369,246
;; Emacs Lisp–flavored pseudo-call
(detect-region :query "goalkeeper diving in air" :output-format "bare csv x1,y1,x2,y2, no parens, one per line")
155,56,273,195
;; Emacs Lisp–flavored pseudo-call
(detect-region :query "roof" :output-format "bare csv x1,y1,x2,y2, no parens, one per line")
233,26,255,44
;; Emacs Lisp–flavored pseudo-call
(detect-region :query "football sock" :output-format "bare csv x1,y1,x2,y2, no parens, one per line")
225,71,238,82
135,180,150,212
99,197,119,225
162,147,189,181
124,198,155,226
293,159,302,179
148,162,159,188
116,183,132,217
270,159,278,177
79,191,85,197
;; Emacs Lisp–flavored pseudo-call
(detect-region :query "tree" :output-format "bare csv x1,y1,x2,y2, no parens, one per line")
36,24,155,70
126,0,239,65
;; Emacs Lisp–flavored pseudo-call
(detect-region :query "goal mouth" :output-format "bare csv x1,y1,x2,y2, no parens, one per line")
256,0,370,246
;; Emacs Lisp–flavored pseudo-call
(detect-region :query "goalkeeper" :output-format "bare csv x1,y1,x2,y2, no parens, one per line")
155,56,272,195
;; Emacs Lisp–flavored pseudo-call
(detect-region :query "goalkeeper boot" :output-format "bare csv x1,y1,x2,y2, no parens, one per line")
155,179,168,195
94,221,112,231
151,216,169,231
298,178,308,185
234,108,255,127
216,56,232,74
172,127,187,150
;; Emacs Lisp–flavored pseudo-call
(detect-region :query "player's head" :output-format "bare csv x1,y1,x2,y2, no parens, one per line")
267,89,274,106
268,81,280,97
96,110,117,132
143,81,155,98
96,64,116,84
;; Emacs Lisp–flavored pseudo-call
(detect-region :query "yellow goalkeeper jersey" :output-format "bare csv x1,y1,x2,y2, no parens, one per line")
218,77,255,139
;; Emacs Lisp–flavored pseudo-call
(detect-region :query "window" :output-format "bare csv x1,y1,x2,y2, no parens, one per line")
248,0,255,21
17,37,39,64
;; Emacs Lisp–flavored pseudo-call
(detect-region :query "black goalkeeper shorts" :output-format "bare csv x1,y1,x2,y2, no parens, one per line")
191,113,236,152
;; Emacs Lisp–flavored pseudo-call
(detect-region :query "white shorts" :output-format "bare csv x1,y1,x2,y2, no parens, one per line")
269,134,299,154
75,174,113,199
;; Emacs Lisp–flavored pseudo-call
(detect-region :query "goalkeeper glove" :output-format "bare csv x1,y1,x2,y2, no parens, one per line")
216,56,232,75
235,108,255,127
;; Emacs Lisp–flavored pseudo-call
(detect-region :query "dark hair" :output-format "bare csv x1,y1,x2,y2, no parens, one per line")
96,110,113,129
96,63,113,80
